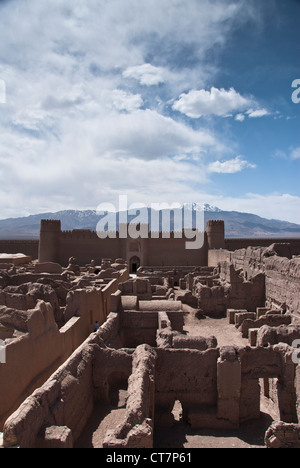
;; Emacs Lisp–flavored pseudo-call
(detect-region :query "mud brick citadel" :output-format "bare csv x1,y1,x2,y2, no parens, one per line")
1,218,300,448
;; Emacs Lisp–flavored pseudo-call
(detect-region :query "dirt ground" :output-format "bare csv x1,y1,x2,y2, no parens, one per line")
154,304,272,449
76,303,273,448
75,389,128,448
181,303,249,347
153,412,272,449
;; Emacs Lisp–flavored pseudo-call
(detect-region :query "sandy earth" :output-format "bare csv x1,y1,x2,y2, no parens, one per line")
181,304,249,348
76,302,273,448
75,389,128,448
153,414,272,449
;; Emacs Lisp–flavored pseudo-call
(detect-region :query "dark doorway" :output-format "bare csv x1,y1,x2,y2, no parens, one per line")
130,256,140,274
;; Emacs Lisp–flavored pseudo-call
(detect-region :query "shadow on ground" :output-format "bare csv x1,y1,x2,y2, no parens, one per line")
154,412,273,449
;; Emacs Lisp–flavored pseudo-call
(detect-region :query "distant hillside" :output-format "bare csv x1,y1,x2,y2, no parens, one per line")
0,206,300,239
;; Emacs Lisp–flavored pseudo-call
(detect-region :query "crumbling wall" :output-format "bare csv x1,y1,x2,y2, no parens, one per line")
230,246,300,317
118,278,152,300
192,262,265,316
257,324,300,347
103,344,156,448
239,314,292,339
155,347,219,427
2,336,97,448
0,301,63,430
0,283,62,324
156,311,217,350
0,271,127,430
206,244,300,319
265,363,300,447
1,315,128,450
239,345,297,424
117,295,184,348
265,421,300,448
264,256,300,316
2,336,299,448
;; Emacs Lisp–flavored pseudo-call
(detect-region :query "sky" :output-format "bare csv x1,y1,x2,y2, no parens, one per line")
0,0,299,223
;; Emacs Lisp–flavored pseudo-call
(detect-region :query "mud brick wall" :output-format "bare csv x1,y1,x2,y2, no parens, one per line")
155,348,219,412
264,256,300,316
0,240,39,259
230,247,300,317
103,344,156,449
2,337,98,448
193,262,265,316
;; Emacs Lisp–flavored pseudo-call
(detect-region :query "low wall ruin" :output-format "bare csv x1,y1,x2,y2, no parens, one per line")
3,337,299,448
0,268,129,430
103,344,156,448
192,261,265,316
228,245,300,314
208,244,300,320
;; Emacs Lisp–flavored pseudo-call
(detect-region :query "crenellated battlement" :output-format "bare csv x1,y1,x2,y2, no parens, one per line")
40,219,61,231
38,219,209,266
206,220,225,249
61,229,100,239
206,220,225,228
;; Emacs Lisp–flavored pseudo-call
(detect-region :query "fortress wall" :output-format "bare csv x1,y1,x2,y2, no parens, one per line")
58,233,124,267
0,240,39,259
4,216,300,268
226,238,300,255
146,236,207,267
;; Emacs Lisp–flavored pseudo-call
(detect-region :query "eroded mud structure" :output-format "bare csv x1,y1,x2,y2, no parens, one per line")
1,220,300,448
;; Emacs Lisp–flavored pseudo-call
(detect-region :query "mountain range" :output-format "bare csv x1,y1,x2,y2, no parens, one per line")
0,205,300,239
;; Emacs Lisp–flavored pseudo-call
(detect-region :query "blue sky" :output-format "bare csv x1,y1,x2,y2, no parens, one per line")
0,0,299,222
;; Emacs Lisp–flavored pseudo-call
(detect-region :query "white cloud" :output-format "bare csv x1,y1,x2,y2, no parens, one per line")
205,193,300,224
274,147,300,161
0,0,287,221
173,89,271,121
0,78,6,104
123,64,167,86
247,108,269,118
0,106,220,218
235,113,245,122
101,110,218,160
290,147,300,160
173,87,252,118
109,89,143,112
208,156,256,174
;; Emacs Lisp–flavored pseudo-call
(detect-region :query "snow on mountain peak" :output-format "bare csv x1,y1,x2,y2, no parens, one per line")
182,203,221,212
